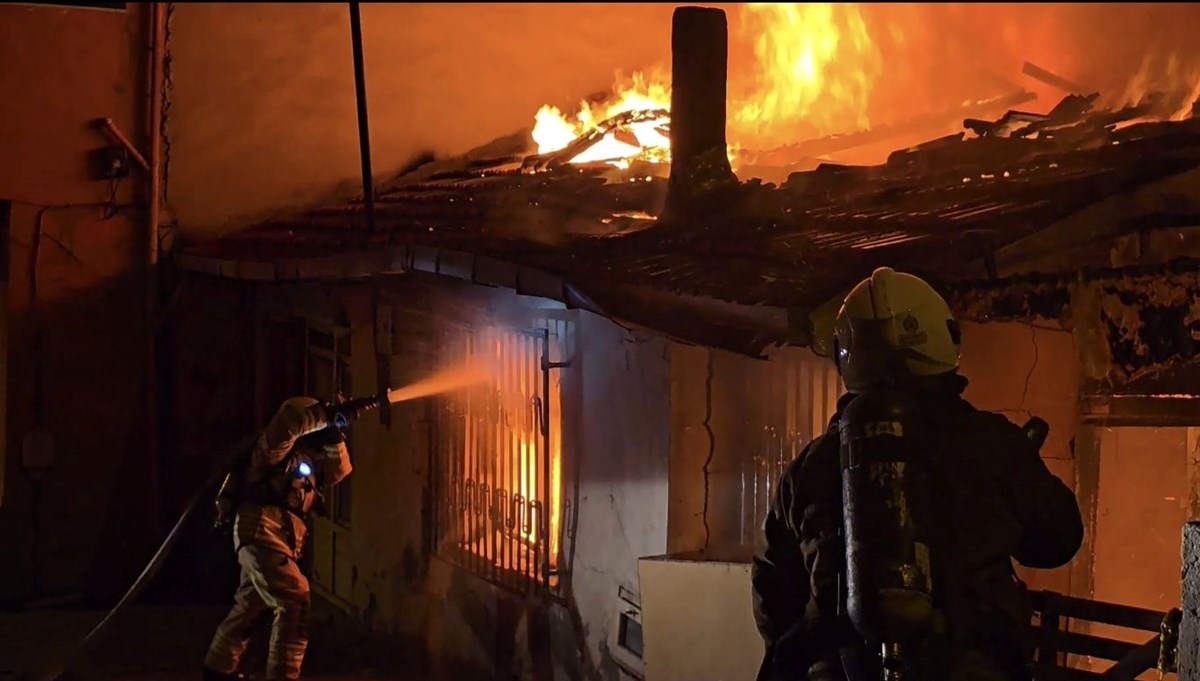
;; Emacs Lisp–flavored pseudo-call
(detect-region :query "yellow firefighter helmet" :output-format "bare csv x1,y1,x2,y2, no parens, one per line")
833,267,961,392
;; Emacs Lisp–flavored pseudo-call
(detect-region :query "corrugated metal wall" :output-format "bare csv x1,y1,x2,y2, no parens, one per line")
736,349,843,548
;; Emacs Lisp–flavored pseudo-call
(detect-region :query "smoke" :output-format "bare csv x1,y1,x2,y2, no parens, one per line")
842,3,1200,121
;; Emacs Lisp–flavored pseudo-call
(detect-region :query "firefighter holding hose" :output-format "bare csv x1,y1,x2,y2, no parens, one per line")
752,268,1083,681
203,394,384,681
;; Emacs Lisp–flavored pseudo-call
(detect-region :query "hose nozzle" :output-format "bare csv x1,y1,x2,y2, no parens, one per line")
326,392,388,430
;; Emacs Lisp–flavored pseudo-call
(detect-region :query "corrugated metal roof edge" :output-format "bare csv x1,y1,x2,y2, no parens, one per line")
174,244,783,357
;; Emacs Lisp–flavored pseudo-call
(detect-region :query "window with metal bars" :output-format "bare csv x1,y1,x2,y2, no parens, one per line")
432,324,565,594
305,326,353,528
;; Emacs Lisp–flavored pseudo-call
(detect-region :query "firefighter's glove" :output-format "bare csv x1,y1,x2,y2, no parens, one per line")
324,393,386,430
314,425,346,447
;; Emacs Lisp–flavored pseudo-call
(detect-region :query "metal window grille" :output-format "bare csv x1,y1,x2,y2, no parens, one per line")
737,351,843,548
432,324,565,595
305,326,353,528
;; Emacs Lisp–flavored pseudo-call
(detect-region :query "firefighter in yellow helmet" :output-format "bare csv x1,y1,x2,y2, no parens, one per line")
752,268,1083,681
203,394,381,681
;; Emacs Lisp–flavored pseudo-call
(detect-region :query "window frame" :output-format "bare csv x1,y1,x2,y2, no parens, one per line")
431,321,569,597
303,323,353,529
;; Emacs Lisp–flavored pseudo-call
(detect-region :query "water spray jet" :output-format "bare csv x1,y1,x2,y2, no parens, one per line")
386,357,492,404
328,358,493,428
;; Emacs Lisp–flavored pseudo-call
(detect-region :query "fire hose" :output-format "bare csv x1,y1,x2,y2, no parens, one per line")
31,394,386,681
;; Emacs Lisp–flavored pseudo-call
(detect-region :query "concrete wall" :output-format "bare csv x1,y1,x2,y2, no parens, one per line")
568,312,671,679
0,3,154,604
958,321,1081,594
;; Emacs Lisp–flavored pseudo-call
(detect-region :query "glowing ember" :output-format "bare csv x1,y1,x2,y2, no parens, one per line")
531,3,881,169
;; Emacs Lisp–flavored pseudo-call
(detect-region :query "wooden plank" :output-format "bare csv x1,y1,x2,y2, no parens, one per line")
1022,61,1091,95
1037,667,1105,681
1099,637,1161,679
1037,610,1063,676
1037,591,1166,632
1044,629,1139,661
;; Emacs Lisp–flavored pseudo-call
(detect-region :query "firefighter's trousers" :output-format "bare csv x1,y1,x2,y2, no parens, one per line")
205,544,311,680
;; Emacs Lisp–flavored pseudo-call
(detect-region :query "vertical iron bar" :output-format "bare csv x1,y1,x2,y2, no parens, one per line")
519,334,528,589
467,333,477,571
540,328,551,590
483,330,491,579
525,334,534,591
501,333,510,586
484,330,493,582
475,330,485,574
507,332,517,586
347,2,376,232
458,334,466,565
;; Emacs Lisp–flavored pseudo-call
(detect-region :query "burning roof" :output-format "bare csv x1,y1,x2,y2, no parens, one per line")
179,103,1200,353
179,6,1200,355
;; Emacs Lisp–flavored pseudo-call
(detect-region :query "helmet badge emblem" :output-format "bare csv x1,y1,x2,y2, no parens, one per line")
898,314,928,347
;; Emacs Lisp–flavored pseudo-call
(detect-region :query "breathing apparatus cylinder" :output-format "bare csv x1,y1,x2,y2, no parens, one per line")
839,386,935,680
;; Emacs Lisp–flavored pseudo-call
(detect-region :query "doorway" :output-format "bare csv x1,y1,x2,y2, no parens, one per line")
1079,426,1189,677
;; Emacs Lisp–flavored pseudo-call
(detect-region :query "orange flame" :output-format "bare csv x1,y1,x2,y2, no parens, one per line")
530,3,1200,171
532,70,671,165
531,3,882,168
730,3,881,146
1109,52,1200,122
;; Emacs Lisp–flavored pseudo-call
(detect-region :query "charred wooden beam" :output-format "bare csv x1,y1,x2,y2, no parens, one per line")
750,90,1036,166
665,6,736,218
965,93,1101,139
1022,61,1090,95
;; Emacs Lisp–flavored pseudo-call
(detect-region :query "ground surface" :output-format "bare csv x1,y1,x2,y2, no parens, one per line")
0,605,425,681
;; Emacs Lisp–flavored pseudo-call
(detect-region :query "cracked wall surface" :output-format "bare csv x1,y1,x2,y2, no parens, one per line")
959,321,1080,594
945,270,1200,388
669,321,1081,593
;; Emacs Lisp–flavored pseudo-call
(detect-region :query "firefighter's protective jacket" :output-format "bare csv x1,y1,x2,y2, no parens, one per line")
234,402,352,559
752,373,1083,681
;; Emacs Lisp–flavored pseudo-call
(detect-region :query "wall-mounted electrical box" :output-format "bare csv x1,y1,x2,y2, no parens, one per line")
87,145,130,181
610,584,645,679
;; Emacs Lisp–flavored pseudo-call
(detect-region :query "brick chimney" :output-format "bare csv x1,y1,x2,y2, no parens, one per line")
665,6,737,219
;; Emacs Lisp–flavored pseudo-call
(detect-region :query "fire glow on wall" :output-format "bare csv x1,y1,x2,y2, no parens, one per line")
434,325,565,592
